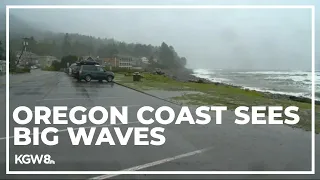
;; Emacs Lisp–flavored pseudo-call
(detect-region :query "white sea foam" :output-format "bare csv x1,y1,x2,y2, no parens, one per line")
192,69,320,101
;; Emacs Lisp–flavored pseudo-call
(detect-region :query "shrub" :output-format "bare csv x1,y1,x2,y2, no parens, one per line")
14,67,31,73
42,66,57,71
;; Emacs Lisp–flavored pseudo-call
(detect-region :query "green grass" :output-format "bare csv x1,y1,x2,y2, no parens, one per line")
115,72,320,133
10,67,31,74
42,66,63,72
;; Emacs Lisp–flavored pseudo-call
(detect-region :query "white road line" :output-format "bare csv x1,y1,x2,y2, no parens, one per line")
0,121,140,141
89,146,215,180
37,96,124,101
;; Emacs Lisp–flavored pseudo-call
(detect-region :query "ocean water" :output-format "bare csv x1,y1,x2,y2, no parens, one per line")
192,69,320,101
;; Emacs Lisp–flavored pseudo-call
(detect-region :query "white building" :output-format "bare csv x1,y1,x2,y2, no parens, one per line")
141,57,149,64
116,55,133,69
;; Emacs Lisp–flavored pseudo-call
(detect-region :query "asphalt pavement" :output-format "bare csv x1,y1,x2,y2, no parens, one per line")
0,70,319,179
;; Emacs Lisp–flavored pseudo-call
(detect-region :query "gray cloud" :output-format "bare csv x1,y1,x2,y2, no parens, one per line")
3,0,319,70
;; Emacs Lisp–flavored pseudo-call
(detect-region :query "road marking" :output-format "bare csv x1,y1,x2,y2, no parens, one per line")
89,146,215,179
36,96,124,101
0,121,140,141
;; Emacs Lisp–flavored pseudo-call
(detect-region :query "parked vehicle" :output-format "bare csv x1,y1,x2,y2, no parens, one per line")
70,60,99,79
31,65,38,69
78,64,114,82
71,65,81,78
69,63,77,76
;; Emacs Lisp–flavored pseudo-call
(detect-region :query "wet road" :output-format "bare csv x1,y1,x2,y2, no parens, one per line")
0,70,318,179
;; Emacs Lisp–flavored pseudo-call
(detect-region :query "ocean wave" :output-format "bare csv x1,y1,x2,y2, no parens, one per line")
264,75,320,86
235,71,315,75
192,69,320,101
192,69,215,75
241,87,320,101
265,76,310,84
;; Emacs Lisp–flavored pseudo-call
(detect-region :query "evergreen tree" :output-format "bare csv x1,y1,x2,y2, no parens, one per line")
5,31,187,69
159,42,174,68
60,55,78,68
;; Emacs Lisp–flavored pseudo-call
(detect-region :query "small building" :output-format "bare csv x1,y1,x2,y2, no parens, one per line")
102,55,143,69
115,55,133,69
80,56,95,61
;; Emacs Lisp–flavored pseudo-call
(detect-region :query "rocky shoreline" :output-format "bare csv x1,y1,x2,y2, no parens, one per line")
161,68,320,105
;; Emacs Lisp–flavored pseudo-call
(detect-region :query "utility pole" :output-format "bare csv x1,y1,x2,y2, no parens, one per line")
17,37,29,66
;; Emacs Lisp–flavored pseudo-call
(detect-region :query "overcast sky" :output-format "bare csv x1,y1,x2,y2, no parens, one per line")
2,0,319,71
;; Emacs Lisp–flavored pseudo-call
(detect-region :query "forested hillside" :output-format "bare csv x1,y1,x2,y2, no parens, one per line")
0,14,187,69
